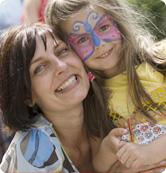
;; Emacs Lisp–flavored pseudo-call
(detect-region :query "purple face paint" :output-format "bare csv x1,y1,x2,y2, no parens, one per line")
68,33,95,61
95,15,121,42
68,14,122,61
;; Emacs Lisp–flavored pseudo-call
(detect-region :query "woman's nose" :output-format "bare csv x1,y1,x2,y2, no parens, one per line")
53,58,68,76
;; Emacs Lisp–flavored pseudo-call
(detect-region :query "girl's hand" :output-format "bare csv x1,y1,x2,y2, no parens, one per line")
91,128,127,173
102,128,127,153
110,160,166,173
116,142,158,169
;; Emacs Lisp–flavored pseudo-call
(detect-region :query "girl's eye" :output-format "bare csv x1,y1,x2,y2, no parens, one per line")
77,36,89,45
99,24,111,32
34,64,47,75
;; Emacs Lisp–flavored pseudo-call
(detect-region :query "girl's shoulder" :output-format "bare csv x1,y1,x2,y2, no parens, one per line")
0,116,79,173
136,62,165,83
152,39,166,61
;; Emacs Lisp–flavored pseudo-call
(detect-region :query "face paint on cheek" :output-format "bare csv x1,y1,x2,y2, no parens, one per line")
67,11,102,61
95,15,122,42
67,13,122,61
68,34,95,61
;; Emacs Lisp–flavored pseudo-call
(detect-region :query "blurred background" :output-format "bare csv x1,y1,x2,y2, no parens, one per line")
0,0,165,162
128,0,166,40
0,0,165,39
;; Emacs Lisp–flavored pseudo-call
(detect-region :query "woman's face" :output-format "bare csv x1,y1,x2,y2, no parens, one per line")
60,7,122,76
29,34,90,115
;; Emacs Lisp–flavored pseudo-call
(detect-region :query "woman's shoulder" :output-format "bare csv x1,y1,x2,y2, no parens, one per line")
0,116,78,172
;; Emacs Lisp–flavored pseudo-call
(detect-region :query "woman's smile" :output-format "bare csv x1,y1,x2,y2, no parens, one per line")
55,74,79,94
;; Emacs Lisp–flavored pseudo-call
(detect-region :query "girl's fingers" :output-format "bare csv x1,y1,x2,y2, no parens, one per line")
110,128,128,137
117,145,130,165
125,156,138,168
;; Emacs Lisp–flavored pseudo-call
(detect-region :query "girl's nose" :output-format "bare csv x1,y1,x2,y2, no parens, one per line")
91,31,101,47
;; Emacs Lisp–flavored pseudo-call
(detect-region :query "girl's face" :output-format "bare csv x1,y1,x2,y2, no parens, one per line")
29,34,90,116
60,7,122,76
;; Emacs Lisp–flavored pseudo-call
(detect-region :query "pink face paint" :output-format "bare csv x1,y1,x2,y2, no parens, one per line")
95,15,121,42
68,33,95,61
68,14,122,61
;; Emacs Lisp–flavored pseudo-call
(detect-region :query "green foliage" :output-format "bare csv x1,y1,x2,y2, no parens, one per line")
128,0,166,40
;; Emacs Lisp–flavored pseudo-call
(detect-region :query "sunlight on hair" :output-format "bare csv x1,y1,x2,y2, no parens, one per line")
161,0,166,5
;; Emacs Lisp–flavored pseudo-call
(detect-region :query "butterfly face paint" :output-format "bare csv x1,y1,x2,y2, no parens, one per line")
67,11,122,61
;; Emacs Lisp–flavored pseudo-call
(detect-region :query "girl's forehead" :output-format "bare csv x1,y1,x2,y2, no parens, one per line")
74,6,106,20
60,6,106,34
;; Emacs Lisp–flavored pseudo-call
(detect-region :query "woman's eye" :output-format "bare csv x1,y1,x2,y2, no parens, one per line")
77,36,89,45
57,47,70,57
34,64,47,75
99,24,110,32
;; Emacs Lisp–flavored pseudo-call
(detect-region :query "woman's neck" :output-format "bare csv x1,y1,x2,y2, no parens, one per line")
45,104,85,146
46,105,92,170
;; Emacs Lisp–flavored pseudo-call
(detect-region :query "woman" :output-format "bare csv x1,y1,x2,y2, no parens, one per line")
0,23,114,172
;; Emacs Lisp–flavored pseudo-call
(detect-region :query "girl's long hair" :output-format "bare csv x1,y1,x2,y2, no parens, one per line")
46,0,166,122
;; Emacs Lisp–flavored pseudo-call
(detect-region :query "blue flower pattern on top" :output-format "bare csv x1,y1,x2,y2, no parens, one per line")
0,115,79,173
23,129,56,168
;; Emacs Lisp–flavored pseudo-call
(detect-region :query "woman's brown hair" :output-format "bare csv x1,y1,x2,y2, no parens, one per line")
0,23,114,137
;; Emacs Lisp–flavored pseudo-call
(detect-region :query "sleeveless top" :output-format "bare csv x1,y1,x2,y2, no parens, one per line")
0,115,79,173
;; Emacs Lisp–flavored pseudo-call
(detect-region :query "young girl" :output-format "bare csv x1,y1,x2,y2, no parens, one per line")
45,0,166,172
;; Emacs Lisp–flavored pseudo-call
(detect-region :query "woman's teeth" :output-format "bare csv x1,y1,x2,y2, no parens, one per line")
56,75,77,92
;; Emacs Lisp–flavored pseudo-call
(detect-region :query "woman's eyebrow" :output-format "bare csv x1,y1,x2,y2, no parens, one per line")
31,57,43,65
53,37,60,47
53,40,66,50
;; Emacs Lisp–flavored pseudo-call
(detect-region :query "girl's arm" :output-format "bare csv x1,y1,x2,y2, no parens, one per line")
117,134,166,169
92,139,117,172
110,160,166,173
91,128,127,173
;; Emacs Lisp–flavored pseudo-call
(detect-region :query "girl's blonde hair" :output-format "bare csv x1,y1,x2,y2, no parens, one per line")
45,0,166,121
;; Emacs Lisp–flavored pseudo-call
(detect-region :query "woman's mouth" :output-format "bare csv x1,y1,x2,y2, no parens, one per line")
55,75,79,94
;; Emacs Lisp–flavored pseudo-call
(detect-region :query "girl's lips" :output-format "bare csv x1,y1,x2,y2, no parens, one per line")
55,75,79,94
95,48,113,59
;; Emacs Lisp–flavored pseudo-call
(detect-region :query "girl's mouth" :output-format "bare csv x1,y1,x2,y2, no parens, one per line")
95,48,113,59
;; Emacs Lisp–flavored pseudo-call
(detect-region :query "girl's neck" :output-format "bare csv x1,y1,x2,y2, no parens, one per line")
103,60,126,78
